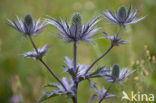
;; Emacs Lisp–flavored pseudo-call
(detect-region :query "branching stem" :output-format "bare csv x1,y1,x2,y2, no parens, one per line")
39,59,67,91
84,45,113,76
28,35,67,91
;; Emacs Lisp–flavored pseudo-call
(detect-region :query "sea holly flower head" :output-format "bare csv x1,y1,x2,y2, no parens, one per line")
101,32,129,46
7,14,47,37
102,4,145,28
22,44,49,60
104,64,136,83
45,12,100,43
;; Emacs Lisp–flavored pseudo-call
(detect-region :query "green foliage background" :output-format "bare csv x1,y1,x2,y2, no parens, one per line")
0,0,156,103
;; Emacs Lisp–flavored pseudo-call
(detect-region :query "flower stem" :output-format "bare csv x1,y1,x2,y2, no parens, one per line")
72,97,77,103
73,41,77,73
99,81,114,103
72,82,78,103
39,59,67,91
28,36,67,91
84,45,113,76
72,41,78,103
28,35,39,54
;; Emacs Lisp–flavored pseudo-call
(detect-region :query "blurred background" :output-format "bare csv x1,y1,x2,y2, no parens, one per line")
0,0,156,103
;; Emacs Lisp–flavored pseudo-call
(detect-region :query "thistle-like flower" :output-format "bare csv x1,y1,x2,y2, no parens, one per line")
22,44,49,60
7,14,47,37
100,32,129,46
104,64,136,83
45,12,100,43
102,4,145,28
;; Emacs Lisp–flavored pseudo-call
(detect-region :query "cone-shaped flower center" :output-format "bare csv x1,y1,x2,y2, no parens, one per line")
117,6,127,20
112,64,120,78
24,14,33,27
71,12,82,27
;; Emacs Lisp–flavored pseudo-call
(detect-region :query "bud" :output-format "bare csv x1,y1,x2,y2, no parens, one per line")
24,14,33,27
71,12,82,27
112,64,120,78
117,6,127,20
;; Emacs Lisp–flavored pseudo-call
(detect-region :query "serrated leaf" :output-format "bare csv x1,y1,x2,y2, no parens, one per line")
88,67,109,78
62,77,74,92
64,57,73,68
38,91,63,103
77,64,88,80
42,83,60,88
63,57,77,77
105,94,117,99
39,77,75,102
63,66,75,77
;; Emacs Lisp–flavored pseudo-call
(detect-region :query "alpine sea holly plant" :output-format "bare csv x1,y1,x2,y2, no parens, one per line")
8,4,145,103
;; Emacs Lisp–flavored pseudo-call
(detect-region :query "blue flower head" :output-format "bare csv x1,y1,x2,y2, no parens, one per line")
45,12,100,43
7,14,47,37
102,4,145,28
